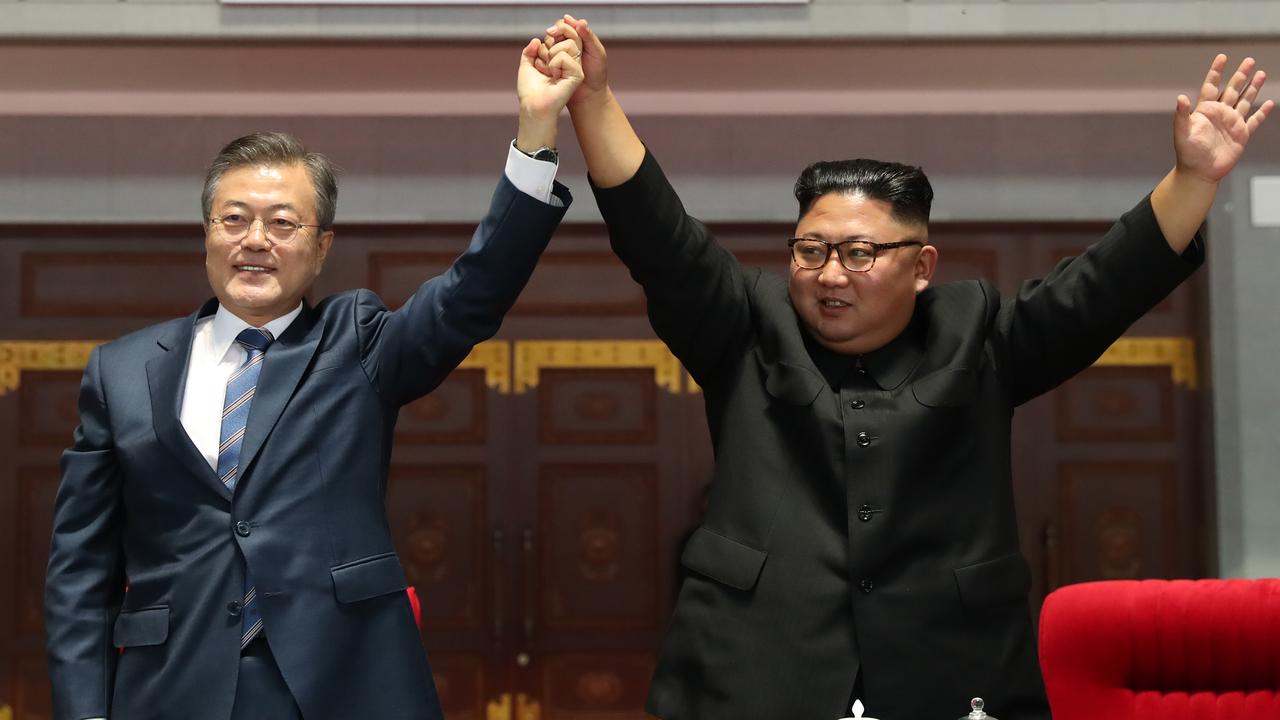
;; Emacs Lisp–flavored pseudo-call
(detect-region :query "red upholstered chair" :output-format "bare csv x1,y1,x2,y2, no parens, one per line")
1039,579,1280,719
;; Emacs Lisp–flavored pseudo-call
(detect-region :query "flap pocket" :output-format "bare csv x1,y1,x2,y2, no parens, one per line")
331,552,408,604
681,527,768,591
912,368,977,408
764,362,824,407
113,606,170,648
953,552,1032,608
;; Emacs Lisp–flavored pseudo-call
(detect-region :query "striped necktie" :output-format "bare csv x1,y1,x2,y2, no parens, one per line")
217,326,274,649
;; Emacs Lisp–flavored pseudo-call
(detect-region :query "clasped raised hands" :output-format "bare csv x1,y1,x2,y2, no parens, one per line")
536,15,609,109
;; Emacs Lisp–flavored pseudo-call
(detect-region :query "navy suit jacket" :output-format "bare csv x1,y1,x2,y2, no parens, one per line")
45,176,571,720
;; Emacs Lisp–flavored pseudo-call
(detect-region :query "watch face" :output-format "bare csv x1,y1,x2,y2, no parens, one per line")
532,147,559,163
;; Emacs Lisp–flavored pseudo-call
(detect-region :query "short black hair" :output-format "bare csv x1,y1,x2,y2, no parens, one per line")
793,159,933,226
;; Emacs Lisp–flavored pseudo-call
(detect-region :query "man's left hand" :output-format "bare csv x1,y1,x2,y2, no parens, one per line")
1174,54,1274,184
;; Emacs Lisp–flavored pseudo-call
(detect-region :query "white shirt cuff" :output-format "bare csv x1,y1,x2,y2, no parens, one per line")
505,141,563,207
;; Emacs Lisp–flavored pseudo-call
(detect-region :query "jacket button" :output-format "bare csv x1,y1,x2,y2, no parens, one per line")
235,521,251,537
227,601,242,617
858,505,874,522
849,399,865,410
859,579,874,593
856,432,871,448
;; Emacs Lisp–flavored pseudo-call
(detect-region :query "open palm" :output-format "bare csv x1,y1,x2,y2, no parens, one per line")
1175,55,1274,183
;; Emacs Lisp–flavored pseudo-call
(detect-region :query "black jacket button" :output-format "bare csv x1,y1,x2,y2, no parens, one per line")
235,521,251,537
858,505,874,522
850,399,865,410
856,432,871,448
859,579,874,593
227,601,242,617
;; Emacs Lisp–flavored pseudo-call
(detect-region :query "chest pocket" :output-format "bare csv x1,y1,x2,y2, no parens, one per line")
681,526,768,591
912,367,977,408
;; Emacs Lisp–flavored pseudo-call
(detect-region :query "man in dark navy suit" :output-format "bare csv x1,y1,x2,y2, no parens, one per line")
44,37,585,720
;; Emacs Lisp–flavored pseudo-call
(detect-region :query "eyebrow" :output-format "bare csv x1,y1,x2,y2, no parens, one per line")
218,200,302,214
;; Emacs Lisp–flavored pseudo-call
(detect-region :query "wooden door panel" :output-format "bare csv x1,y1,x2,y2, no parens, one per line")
537,464,660,633
1056,461,1182,581
387,464,489,632
539,653,655,720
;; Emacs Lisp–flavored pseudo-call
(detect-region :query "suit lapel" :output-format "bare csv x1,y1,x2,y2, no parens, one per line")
147,301,231,500
235,304,321,486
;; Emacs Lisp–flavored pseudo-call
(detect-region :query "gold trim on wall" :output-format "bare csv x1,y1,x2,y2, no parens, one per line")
514,340,684,394
0,337,1197,396
0,340,510,396
458,340,511,393
1094,337,1198,390
0,340,101,396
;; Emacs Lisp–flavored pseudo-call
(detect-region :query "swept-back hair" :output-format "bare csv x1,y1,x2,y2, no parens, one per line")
201,131,339,229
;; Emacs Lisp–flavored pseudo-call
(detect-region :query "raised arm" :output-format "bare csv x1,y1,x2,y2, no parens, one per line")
545,16,645,188
360,40,582,405
997,54,1271,404
1151,54,1273,251
542,17,756,384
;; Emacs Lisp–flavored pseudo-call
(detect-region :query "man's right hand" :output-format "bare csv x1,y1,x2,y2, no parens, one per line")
534,16,645,188
540,15,608,111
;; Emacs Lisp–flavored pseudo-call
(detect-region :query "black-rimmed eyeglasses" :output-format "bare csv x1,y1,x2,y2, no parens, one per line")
787,238,924,273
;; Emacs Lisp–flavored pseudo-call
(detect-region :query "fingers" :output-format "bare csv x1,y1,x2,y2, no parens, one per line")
544,18,583,57
1247,99,1275,135
1174,93,1192,138
1218,57,1256,107
548,48,585,82
1199,53,1228,104
520,38,541,68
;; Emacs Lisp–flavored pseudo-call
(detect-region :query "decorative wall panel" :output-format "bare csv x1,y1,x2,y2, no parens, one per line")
1057,461,1178,583
537,369,657,446
1056,366,1174,443
386,465,487,630
21,253,205,318
540,653,654,720
15,468,58,641
428,654,485,720
17,372,81,449
397,369,488,446
538,465,658,631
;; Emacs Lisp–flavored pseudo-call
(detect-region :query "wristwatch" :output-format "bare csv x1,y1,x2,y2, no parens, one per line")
518,145,559,164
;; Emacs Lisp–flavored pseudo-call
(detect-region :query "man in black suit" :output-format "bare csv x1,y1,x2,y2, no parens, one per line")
539,17,1272,719
44,38,584,720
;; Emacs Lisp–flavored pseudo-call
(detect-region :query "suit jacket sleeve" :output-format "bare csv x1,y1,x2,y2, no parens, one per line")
358,175,571,407
992,194,1204,406
45,346,126,720
591,150,754,385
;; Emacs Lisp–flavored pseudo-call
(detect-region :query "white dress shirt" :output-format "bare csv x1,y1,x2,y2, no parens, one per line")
79,144,559,720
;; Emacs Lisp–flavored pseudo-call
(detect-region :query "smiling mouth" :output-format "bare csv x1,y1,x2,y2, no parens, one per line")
820,298,850,308
235,265,274,273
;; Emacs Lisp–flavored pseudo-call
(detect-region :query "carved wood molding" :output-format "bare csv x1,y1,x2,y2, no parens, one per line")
0,337,1197,396
514,341,684,395
1093,337,1198,390
0,340,100,396
459,340,511,394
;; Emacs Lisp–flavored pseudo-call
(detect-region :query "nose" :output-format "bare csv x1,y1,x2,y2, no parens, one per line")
816,252,850,287
241,219,272,250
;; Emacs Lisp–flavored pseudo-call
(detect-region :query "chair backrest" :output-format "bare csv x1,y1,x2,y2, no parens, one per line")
1039,579,1280,720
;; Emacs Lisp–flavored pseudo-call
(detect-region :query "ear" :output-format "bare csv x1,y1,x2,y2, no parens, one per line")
315,230,335,270
913,244,938,294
